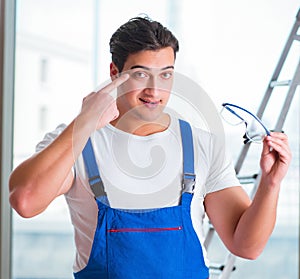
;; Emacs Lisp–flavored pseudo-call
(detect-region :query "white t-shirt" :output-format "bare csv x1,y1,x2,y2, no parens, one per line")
37,115,240,272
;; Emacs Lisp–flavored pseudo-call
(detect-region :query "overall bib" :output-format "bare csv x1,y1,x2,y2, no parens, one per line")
74,120,209,279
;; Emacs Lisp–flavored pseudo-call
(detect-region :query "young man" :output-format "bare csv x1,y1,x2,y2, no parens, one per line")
9,17,291,278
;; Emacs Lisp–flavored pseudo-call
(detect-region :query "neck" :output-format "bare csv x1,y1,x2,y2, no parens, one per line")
110,113,170,136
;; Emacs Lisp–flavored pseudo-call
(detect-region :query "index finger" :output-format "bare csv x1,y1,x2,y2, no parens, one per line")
269,131,288,141
98,73,130,94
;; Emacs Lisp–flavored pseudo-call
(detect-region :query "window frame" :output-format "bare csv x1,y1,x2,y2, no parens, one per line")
0,0,16,278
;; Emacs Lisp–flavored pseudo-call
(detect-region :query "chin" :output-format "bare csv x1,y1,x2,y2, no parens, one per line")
135,109,166,123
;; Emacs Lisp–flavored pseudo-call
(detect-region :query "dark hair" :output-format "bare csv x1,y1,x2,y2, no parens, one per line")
109,16,179,72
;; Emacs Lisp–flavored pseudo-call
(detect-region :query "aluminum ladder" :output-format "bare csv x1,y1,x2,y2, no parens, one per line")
206,8,300,279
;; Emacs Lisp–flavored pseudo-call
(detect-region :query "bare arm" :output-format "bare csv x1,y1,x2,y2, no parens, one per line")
9,74,129,218
204,132,291,259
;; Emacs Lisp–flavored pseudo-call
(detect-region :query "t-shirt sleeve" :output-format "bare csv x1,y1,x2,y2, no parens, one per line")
194,127,241,196
206,149,241,194
35,124,67,152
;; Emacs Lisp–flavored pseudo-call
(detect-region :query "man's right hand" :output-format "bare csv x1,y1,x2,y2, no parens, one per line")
79,73,129,131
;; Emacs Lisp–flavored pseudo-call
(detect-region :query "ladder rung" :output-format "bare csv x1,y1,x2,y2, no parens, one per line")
237,174,258,184
294,34,300,41
270,80,291,87
209,263,236,272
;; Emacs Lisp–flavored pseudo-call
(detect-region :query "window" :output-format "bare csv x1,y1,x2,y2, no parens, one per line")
13,1,94,278
7,1,300,278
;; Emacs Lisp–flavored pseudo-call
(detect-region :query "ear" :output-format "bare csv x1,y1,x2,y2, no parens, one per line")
110,62,119,80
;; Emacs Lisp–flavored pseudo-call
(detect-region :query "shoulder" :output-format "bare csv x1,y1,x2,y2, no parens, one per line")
189,123,221,159
176,118,217,143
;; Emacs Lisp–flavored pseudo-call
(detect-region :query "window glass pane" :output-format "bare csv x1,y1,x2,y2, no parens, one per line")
13,0,94,278
12,1,299,278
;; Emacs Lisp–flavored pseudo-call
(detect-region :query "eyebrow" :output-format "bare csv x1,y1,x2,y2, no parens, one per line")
130,65,174,71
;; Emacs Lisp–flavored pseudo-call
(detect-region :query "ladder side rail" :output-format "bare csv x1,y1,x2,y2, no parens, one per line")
204,222,215,250
218,254,237,279
274,59,300,131
234,9,300,173
256,9,300,119
234,142,251,174
246,59,300,199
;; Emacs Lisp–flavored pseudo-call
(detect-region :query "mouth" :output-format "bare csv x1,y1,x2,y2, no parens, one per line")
139,98,161,108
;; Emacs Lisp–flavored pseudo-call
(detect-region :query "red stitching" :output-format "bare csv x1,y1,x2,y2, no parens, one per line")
107,226,182,233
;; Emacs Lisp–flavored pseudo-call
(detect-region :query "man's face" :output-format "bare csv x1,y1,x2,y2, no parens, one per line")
115,47,175,124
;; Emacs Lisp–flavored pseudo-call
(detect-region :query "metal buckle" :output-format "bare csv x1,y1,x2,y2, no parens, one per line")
183,173,196,193
89,176,105,198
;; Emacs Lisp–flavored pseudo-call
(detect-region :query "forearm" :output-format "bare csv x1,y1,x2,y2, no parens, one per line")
206,133,290,260
233,178,280,259
233,132,291,258
9,115,93,217
9,74,129,217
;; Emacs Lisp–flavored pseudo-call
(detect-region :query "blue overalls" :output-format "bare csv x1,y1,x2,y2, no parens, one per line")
74,119,209,279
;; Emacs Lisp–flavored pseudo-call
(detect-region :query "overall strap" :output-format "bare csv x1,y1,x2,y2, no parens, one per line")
179,119,196,194
82,138,105,198
82,121,195,196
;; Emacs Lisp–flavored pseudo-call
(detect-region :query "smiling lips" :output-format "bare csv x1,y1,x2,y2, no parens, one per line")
139,98,161,108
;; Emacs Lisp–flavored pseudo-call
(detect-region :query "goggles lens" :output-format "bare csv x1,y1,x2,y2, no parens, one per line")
221,104,269,143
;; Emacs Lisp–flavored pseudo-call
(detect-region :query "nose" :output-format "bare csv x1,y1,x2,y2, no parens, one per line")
145,76,160,97
146,75,157,89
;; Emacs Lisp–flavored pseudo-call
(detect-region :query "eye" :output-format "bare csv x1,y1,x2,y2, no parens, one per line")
160,71,173,80
131,71,149,80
